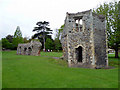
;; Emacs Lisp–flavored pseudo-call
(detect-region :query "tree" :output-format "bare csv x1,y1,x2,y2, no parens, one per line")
45,38,54,50
12,26,23,49
58,25,64,40
5,35,14,49
23,37,29,43
32,21,52,51
6,35,13,43
14,26,22,38
2,38,13,49
54,38,62,51
93,1,120,58
53,25,64,51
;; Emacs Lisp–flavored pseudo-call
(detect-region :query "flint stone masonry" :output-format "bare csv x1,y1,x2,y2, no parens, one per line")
61,10,108,68
17,41,42,56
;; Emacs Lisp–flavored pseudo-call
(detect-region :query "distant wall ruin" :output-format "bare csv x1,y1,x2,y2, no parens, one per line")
17,41,42,56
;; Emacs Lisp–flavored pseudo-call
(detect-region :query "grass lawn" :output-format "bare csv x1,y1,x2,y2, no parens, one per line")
2,51,119,88
0,67,1,89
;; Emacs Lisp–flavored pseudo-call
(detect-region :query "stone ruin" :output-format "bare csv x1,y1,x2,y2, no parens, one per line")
61,10,108,68
17,41,42,56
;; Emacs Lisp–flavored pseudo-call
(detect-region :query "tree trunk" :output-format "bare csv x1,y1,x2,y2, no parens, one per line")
43,29,45,52
42,34,45,52
43,36,45,51
115,49,119,58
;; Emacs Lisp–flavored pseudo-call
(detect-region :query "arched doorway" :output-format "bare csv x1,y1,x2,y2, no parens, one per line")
75,46,82,62
19,46,21,55
28,47,32,55
24,48,27,55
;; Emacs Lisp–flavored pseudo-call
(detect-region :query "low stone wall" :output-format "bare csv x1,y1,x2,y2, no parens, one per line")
17,41,42,56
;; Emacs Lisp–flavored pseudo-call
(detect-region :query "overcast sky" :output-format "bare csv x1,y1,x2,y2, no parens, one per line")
0,0,118,39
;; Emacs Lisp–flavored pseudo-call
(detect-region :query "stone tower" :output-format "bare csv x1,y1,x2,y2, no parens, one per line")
61,10,108,68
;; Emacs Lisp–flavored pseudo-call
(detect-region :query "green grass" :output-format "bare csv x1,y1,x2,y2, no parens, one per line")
108,54,120,67
2,51,119,88
0,51,2,89
41,51,63,57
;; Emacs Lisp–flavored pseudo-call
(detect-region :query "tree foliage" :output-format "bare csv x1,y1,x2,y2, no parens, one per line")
23,37,29,43
14,26,22,38
6,35,13,43
54,38,62,51
93,1,120,58
32,21,52,50
58,25,64,40
13,26,23,49
2,38,13,49
53,25,63,51
45,38,54,50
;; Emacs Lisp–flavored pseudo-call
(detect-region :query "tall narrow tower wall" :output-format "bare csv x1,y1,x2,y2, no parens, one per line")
93,13,108,67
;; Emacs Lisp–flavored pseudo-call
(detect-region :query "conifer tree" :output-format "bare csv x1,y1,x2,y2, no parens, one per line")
13,26,23,49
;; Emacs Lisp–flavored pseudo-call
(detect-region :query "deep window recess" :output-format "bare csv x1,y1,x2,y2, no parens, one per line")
74,17,83,32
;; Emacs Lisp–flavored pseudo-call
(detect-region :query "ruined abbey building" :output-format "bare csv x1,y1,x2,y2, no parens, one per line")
61,10,108,68
17,41,42,56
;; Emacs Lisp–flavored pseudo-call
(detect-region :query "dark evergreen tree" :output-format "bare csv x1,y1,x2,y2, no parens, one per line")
32,21,52,50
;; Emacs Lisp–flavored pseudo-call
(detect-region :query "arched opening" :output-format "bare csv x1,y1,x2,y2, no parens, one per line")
24,48,27,55
28,47,32,55
19,46,21,55
75,46,82,62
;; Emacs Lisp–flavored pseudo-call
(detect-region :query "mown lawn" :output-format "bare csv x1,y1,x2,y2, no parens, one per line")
2,51,119,88
0,68,1,89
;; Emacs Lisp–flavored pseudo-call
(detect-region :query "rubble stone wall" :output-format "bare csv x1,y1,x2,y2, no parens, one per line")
93,13,108,68
17,41,42,56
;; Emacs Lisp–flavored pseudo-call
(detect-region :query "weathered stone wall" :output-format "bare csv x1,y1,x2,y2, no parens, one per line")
61,10,108,68
61,35,68,60
93,13,108,68
17,41,42,56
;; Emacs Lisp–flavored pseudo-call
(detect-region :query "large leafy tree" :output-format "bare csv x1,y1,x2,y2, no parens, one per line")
45,38,54,50
54,38,62,51
5,35,14,49
6,35,13,43
93,1,120,58
54,25,64,51
2,38,12,49
32,21,52,50
13,26,23,49
52,25,64,51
